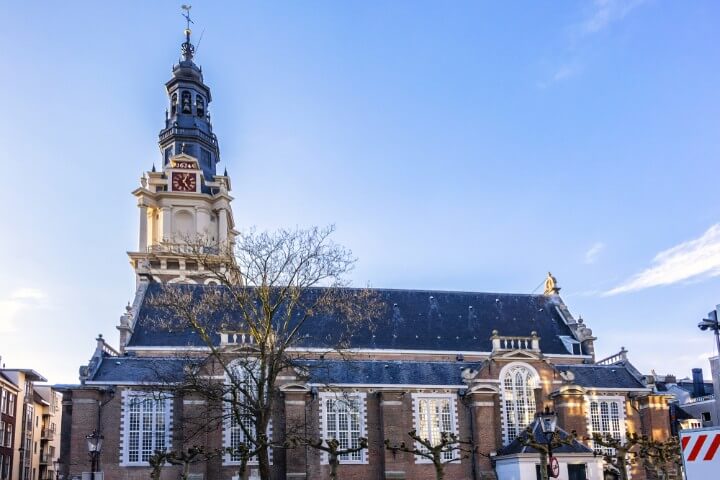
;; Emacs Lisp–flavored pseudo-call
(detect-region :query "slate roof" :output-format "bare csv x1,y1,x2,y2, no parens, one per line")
90,357,192,383
299,360,482,386
127,283,581,355
554,363,646,390
497,420,593,456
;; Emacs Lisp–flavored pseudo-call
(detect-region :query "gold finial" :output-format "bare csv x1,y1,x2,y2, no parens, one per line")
543,272,560,295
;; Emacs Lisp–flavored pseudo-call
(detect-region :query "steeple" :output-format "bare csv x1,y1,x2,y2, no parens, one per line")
158,5,219,182
128,6,238,285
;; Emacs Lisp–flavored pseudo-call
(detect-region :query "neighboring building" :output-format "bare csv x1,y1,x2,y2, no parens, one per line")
0,367,62,480
652,363,719,433
0,371,20,480
60,17,675,480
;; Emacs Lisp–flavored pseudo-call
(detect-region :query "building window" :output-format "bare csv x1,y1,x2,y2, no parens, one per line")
223,362,271,465
412,394,459,462
171,93,178,116
121,392,172,465
587,397,625,454
165,147,173,165
5,423,12,447
501,364,538,443
319,393,366,463
201,148,211,167
0,390,5,413
701,412,712,423
8,394,14,417
0,422,4,446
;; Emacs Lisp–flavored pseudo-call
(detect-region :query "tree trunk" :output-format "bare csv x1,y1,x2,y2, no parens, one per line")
433,454,444,480
618,454,629,480
539,451,549,480
330,455,339,480
258,447,271,480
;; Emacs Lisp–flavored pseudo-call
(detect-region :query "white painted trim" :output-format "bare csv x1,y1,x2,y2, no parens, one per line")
585,388,651,393
124,346,211,351
287,347,592,359
586,395,627,455
498,362,541,446
85,381,180,386
319,392,368,465
119,389,173,467
308,383,466,390
411,393,460,464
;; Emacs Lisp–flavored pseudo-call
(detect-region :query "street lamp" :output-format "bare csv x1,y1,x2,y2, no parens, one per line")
536,407,560,479
698,307,720,354
86,430,104,480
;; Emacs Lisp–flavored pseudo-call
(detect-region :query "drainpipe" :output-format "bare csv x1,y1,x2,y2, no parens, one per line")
377,392,386,480
461,391,479,480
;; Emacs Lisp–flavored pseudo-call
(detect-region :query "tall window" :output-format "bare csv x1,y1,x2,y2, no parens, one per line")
1,390,6,413
587,397,625,454
7,394,14,417
122,393,171,465
320,393,366,463
501,364,537,443
171,93,178,116
413,394,458,462
224,362,266,465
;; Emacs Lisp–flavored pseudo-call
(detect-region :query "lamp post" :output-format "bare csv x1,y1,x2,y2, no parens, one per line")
537,407,559,480
86,430,104,480
698,307,720,355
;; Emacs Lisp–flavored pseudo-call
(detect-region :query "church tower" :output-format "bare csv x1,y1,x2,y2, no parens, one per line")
127,9,237,284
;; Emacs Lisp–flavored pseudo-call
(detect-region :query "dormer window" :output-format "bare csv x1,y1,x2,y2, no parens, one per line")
196,96,205,117
170,93,178,116
181,91,192,114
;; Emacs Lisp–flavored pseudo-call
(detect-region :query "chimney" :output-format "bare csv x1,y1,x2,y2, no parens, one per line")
692,368,705,397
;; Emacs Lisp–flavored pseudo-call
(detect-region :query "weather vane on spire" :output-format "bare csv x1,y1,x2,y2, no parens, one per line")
180,4,195,61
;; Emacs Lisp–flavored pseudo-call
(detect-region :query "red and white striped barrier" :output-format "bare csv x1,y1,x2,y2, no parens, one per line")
680,427,720,479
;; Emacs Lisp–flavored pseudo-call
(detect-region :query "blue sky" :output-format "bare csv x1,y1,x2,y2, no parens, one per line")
1,1,719,384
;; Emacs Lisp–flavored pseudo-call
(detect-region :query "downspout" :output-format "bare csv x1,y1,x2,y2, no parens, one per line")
377,392,386,480
462,391,478,480
96,387,116,473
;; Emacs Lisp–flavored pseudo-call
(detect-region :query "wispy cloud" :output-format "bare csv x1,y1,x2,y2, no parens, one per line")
580,0,649,35
0,288,47,332
584,242,606,264
606,224,720,296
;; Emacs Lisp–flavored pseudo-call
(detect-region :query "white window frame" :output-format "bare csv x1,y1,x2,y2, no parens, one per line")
119,390,173,466
411,393,460,464
222,360,273,466
586,395,627,455
499,362,539,445
319,392,368,465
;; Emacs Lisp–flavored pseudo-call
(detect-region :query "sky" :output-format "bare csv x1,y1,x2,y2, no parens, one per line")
1,0,719,384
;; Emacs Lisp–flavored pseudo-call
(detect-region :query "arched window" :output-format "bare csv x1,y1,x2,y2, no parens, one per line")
171,93,177,116
501,364,537,443
196,96,205,117
181,91,192,114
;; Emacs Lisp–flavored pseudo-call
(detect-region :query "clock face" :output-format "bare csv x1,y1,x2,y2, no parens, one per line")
171,172,197,192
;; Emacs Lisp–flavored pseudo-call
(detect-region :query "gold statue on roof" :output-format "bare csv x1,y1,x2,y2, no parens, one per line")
543,272,560,295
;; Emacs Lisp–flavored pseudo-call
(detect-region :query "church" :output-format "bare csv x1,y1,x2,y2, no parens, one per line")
59,15,673,480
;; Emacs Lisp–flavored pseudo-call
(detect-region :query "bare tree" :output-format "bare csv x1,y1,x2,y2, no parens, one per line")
588,432,682,480
385,429,481,480
148,446,222,480
147,226,382,480
519,428,577,480
287,436,368,480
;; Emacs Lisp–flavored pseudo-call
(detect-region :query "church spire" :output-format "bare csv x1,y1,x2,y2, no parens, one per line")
180,5,195,62
157,5,220,181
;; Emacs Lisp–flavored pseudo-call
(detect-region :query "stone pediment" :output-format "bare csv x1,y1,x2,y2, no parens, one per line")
491,349,542,361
